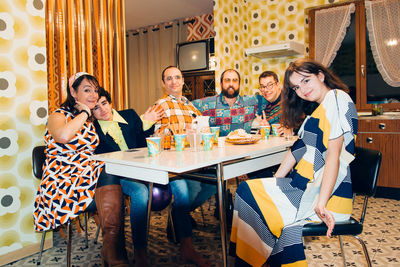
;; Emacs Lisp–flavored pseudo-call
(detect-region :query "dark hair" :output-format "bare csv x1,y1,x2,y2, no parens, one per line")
259,71,279,83
61,74,100,115
281,58,348,129
161,65,182,82
220,69,241,84
98,87,112,104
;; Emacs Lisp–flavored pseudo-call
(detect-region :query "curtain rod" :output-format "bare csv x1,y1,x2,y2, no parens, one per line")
128,19,195,36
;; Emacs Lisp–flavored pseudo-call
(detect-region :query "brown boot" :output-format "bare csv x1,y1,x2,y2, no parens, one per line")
95,184,129,267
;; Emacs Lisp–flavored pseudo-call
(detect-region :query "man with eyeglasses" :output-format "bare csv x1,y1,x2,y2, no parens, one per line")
192,69,258,136
256,70,283,128
152,65,211,267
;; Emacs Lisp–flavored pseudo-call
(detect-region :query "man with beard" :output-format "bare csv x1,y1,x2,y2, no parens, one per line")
192,69,258,136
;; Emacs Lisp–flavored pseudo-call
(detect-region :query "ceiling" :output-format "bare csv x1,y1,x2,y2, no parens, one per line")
125,0,214,31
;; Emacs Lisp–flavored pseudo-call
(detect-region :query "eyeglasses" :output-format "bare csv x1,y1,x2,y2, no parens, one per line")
259,82,277,91
165,75,182,81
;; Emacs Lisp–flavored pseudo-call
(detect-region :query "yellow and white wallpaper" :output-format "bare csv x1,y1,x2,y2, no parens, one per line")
213,0,345,95
0,0,47,263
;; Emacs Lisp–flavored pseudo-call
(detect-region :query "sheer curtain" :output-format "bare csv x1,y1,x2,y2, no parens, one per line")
366,0,400,87
315,3,355,67
126,21,187,114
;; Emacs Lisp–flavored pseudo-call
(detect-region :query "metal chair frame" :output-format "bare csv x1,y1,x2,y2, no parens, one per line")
302,146,382,267
32,145,99,266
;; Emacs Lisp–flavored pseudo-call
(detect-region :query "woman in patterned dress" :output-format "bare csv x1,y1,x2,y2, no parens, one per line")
229,59,358,267
33,72,129,267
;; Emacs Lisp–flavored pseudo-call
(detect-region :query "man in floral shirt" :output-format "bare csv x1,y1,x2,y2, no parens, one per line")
192,69,258,136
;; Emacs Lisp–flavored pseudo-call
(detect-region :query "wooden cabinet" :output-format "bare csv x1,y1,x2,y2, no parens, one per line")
182,71,215,101
358,118,400,188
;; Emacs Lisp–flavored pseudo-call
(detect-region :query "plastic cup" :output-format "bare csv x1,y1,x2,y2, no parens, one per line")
146,137,161,157
187,133,202,151
217,137,226,147
210,126,220,143
271,124,280,137
174,134,186,151
259,125,270,140
202,133,214,151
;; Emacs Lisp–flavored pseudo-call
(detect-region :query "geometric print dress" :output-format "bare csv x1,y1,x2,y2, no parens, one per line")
229,90,358,266
33,107,103,231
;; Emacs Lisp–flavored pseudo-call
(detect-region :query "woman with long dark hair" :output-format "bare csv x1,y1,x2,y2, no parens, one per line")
33,72,128,267
229,59,358,266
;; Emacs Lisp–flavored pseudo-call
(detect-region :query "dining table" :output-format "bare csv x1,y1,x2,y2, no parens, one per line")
92,136,296,267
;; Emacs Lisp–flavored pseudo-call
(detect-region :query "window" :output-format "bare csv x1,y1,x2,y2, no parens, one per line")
308,0,400,111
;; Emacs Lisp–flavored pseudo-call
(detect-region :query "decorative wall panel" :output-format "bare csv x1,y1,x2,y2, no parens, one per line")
213,0,346,95
187,13,215,41
46,0,128,112
0,0,47,264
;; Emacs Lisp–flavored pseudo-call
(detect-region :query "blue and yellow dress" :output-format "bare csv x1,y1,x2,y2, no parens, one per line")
229,89,358,266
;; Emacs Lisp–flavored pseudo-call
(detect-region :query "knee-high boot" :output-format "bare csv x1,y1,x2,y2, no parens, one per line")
95,184,129,267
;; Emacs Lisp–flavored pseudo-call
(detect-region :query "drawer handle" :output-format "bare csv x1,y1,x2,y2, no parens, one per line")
366,137,373,143
378,123,386,130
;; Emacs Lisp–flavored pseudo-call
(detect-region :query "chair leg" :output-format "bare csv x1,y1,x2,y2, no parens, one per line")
167,205,177,243
37,232,46,265
338,236,346,267
94,224,101,244
199,204,206,227
84,213,89,248
66,221,72,267
354,235,372,267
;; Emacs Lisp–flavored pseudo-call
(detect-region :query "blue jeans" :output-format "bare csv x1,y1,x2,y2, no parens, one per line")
185,179,216,211
120,178,149,249
169,178,192,238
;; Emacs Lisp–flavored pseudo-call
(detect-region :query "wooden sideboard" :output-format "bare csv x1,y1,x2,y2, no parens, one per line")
358,116,400,189
182,71,215,101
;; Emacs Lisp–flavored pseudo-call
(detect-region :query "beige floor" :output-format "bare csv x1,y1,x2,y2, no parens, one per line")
3,188,400,267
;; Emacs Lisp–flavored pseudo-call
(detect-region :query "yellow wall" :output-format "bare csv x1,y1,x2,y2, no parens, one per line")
0,0,47,263
213,0,346,95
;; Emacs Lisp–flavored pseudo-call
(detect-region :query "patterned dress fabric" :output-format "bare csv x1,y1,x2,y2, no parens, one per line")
154,94,201,134
33,107,103,231
191,94,258,136
229,90,358,266
256,94,282,125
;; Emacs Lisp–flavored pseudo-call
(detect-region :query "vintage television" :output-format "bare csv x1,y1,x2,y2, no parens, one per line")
177,39,213,72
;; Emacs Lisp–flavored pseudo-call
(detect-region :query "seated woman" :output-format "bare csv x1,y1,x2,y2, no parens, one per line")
92,88,162,267
33,72,129,267
229,59,358,266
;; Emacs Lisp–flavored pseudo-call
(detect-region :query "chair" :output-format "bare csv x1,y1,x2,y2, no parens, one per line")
32,145,98,266
302,146,382,267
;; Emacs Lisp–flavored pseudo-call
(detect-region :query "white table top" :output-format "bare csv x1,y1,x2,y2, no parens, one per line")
92,136,295,174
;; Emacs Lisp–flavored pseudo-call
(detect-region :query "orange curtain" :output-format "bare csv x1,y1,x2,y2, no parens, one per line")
45,0,127,113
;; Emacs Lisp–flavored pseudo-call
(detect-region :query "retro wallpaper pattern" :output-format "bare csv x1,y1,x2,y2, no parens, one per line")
213,0,345,95
0,0,47,261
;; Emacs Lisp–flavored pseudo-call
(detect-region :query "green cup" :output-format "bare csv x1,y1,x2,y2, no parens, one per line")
146,137,161,157
202,133,214,151
174,134,186,151
210,126,220,143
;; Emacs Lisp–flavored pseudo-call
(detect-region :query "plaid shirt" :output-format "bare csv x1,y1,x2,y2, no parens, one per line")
192,94,258,136
154,94,201,134
256,94,282,125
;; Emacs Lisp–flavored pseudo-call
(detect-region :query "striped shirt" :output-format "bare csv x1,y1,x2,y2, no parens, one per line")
256,94,281,125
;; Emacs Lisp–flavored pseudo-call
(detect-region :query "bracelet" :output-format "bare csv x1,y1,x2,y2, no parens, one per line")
80,109,90,118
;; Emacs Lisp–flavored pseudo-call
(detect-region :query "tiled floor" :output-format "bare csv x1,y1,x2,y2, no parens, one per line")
3,190,400,267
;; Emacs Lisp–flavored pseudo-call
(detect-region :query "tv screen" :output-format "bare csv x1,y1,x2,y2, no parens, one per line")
177,40,209,72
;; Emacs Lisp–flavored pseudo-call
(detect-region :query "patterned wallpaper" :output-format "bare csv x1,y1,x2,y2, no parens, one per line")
187,13,215,41
213,0,345,95
0,0,47,263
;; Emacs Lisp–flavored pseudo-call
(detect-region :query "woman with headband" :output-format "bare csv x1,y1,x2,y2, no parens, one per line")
33,72,129,266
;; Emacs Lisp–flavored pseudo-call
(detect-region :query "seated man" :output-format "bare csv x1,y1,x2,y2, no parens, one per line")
92,88,163,267
153,65,210,267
